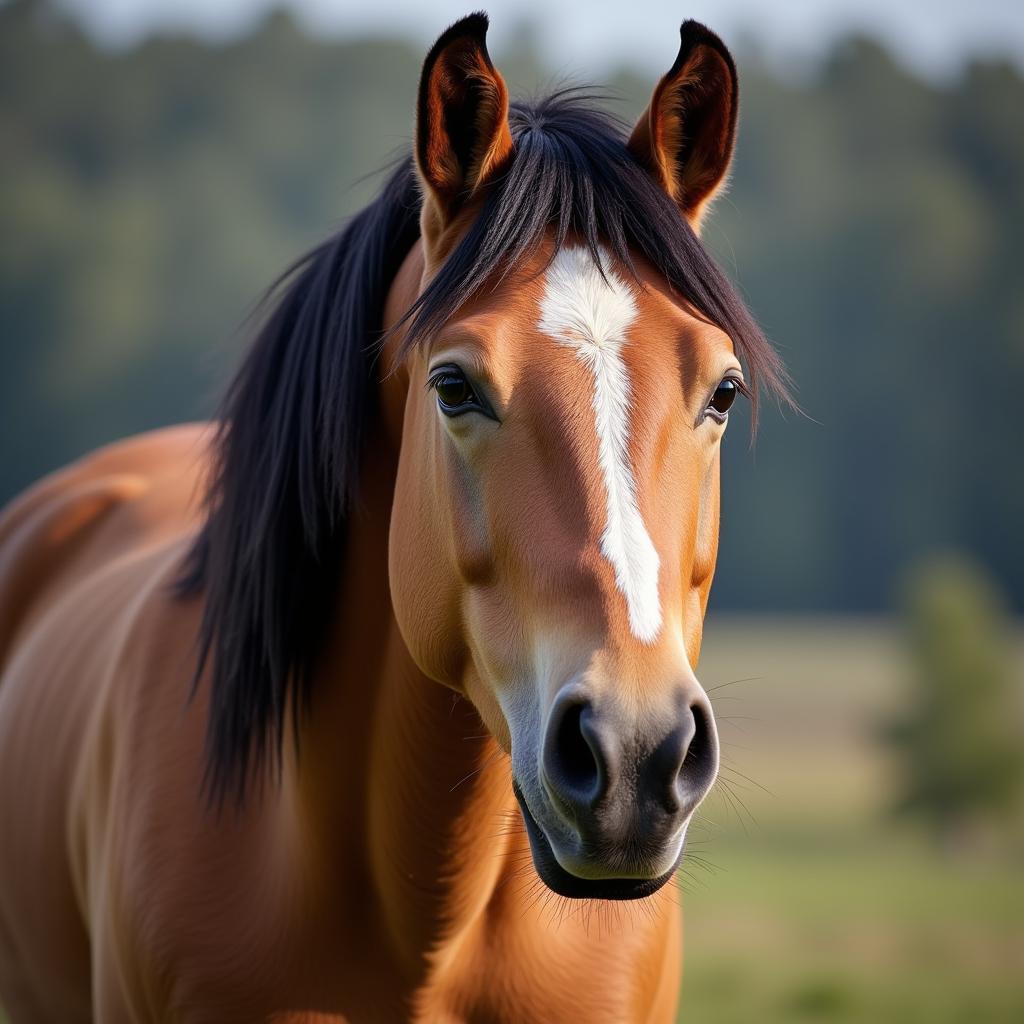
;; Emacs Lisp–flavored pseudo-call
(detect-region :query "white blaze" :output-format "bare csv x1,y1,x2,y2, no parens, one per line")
538,246,662,644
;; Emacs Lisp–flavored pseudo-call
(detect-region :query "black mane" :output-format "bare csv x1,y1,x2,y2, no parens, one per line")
179,89,790,804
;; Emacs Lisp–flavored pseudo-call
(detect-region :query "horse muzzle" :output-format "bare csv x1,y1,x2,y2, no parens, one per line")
514,681,719,900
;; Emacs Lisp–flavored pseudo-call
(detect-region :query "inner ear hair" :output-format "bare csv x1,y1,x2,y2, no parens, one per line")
416,13,513,220
629,20,738,226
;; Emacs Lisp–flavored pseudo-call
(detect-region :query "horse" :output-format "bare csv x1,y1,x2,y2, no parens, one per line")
0,14,788,1023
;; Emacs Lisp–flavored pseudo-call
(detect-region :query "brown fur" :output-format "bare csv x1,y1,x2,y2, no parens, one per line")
0,16,756,1022
0,238,738,1023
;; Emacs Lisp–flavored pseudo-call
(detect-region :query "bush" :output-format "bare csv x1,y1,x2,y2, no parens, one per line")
881,554,1023,850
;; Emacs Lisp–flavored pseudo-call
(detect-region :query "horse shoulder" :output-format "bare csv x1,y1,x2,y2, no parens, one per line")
0,423,212,665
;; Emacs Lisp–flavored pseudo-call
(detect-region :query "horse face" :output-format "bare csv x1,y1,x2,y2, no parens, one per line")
390,243,744,896
388,16,744,898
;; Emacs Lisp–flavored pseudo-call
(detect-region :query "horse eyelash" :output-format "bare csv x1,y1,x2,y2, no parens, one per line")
425,365,461,391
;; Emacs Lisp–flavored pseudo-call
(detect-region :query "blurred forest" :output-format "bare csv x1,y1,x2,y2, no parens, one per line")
2,0,1023,613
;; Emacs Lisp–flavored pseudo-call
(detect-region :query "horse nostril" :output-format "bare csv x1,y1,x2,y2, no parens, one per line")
543,694,611,812
676,703,718,809
647,703,719,816
557,704,596,788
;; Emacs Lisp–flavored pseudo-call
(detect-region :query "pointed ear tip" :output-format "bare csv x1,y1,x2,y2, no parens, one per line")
677,19,734,61
678,19,716,42
666,21,737,88
422,13,494,78
463,10,491,33
440,11,491,44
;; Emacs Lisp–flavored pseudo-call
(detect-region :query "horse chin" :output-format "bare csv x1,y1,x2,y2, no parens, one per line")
512,782,681,901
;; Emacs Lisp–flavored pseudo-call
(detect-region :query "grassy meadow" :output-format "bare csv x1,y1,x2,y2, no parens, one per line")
679,617,1024,1022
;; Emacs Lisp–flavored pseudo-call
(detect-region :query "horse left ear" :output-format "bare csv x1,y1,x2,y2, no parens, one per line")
628,21,738,231
416,13,514,252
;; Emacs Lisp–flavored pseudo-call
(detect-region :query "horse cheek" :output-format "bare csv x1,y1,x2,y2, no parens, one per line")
388,411,469,693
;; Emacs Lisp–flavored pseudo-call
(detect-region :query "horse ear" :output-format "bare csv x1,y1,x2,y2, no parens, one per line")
416,13,513,246
628,21,738,230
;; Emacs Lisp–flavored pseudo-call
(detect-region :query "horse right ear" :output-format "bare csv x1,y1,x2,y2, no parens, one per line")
415,13,513,258
628,21,739,232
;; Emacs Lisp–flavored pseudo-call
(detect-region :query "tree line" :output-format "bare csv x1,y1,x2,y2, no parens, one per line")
2,0,1022,612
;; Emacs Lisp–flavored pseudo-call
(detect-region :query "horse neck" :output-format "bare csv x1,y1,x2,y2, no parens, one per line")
290,258,520,971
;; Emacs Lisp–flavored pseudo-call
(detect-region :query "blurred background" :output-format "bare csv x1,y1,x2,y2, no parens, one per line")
1,0,1022,1019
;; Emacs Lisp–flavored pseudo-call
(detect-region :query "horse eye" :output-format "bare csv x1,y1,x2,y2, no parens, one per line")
428,364,500,421
429,365,491,418
434,372,472,409
708,378,739,417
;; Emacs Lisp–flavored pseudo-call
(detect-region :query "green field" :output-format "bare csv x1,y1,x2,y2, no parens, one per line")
679,617,1024,1022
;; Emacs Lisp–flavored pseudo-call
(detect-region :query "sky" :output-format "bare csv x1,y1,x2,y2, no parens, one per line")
60,0,1024,80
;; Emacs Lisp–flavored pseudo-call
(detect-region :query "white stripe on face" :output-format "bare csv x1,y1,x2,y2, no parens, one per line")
537,246,662,644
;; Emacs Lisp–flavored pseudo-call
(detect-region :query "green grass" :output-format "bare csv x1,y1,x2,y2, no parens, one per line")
678,839,1024,1022
676,616,1024,1022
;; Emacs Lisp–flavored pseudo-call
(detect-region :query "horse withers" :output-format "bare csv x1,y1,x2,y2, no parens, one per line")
0,14,788,1023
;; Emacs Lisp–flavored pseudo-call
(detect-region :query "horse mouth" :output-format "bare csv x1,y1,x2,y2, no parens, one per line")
512,782,680,901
